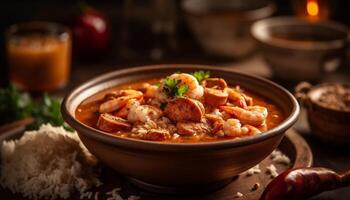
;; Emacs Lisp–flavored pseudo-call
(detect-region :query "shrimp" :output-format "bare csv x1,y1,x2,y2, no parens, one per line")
99,90,143,113
143,83,158,98
223,119,261,137
225,88,248,108
167,73,204,99
104,89,143,100
99,96,132,113
142,83,167,104
114,98,138,118
244,125,262,135
220,105,268,126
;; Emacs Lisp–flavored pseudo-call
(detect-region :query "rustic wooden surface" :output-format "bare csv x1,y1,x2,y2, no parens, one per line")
0,129,312,200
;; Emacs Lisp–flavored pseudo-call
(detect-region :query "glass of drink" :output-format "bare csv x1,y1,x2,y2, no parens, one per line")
6,21,71,92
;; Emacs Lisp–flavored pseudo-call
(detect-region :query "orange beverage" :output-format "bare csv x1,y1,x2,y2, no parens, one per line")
6,22,71,92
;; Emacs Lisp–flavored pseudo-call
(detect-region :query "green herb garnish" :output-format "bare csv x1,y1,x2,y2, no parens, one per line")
0,85,34,124
29,94,73,131
162,78,189,97
0,85,73,131
176,85,189,97
191,70,210,83
153,82,161,87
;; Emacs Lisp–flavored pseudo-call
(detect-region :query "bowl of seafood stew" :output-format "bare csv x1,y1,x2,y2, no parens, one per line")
62,65,299,191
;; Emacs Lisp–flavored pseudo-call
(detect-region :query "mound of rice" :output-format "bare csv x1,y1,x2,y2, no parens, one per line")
0,124,101,200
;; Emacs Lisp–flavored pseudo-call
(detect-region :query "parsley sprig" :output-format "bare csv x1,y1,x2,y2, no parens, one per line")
162,78,189,98
0,85,73,131
0,85,33,124
29,94,73,131
191,70,210,83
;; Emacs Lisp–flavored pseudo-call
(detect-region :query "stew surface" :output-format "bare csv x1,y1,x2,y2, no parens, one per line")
76,71,285,143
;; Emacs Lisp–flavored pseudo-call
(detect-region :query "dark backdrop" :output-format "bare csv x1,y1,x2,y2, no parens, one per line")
0,0,349,86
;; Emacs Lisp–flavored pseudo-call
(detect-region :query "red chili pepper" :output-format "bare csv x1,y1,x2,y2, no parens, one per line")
260,167,350,200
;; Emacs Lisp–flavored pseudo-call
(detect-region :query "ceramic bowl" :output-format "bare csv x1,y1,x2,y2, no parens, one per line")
295,82,350,146
182,0,275,59
62,64,299,193
251,17,349,81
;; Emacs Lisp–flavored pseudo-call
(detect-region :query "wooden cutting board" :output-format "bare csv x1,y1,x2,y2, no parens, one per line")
0,129,312,200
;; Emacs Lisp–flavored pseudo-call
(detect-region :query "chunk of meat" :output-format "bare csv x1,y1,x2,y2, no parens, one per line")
142,129,171,141
204,88,228,107
204,114,225,135
97,113,131,132
205,114,224,124
212,121,224,135
176,121,211,136
202,78,227,90
164,97,204,122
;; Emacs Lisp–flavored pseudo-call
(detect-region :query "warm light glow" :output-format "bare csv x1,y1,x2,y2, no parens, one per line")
307,0,319,16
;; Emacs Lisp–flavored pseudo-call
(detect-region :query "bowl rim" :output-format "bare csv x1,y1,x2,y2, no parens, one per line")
5,21,71,42
251,16,350,50
182,0,275,21
62,64,300,152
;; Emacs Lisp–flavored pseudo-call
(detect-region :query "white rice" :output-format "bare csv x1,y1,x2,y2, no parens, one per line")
245,164,261,176
0,124,101,200
266,164,278,178
270,150,291,165
104,187,141,200
234,192,243,198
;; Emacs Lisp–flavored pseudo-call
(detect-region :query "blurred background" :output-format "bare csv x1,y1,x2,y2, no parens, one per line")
0,0,350,90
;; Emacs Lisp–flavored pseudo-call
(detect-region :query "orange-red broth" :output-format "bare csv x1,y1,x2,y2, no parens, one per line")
75,79,285,143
